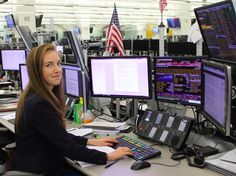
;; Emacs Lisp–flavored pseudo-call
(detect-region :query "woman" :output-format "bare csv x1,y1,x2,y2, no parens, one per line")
14,44,132,176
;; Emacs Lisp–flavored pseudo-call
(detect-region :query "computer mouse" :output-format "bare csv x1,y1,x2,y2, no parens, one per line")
130,160,151,170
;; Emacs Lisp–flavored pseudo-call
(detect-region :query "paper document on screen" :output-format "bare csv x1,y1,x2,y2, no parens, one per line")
77,146,115,168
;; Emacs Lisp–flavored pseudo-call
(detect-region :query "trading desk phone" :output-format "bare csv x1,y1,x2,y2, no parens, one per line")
135,109,193,150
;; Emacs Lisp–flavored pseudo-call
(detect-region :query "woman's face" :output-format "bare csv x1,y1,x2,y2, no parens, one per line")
42,50,62,90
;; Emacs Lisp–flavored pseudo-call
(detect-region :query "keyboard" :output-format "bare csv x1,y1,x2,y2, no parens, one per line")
112,135,161,160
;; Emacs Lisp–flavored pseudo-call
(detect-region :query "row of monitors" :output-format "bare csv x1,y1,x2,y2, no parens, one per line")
89,40,204,55
18,56,234,138
0,46,64,71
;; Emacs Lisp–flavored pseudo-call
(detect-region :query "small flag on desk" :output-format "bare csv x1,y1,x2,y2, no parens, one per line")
105,3,124,56
159,0,168,13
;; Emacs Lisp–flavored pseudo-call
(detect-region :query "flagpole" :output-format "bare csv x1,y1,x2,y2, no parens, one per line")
159,0,165,57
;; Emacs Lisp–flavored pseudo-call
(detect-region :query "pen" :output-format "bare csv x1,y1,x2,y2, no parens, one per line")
104,160,119,169
220,159,236,164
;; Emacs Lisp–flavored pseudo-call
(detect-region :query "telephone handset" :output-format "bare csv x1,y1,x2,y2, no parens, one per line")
134,109,193,150
65,97,79,119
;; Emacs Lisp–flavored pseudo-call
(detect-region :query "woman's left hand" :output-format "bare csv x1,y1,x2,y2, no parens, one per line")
87,137,118,146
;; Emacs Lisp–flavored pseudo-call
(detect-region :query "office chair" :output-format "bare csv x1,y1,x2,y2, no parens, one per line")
0,144,43,176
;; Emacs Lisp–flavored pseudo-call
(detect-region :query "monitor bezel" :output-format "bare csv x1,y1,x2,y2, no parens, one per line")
201,60,232,136
35,15,43,28
5,14,16,28
154,56,206,106
194,0,236,64
1,49,27,71
19,64,28,91
61,63,83,98
166,18,181,28
88,56,153,99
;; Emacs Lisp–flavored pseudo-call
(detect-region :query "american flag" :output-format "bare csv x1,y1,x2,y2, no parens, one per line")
106,4,124,56
159,0,168,13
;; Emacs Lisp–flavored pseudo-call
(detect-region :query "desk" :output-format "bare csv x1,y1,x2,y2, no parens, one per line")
0,117,223,176
67,132,223,176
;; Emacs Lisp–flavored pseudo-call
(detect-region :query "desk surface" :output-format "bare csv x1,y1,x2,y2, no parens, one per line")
0,116,223,176
68,133,223,176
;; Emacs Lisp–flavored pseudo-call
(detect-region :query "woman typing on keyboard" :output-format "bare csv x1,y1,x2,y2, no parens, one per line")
13,44,132,176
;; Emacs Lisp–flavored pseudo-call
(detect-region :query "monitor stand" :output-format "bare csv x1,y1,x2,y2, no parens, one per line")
126,99,138,126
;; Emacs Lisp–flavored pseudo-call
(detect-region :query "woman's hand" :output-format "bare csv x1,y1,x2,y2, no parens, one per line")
87,137,118,146
107,147,133,161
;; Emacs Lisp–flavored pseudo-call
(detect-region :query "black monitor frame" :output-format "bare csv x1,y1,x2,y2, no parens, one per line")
5,14,16,28
1,49,27,71
15,25,38,51
88,56,153,99
19,64,29,91
154,56,206,106
66,30,89,80
201,60,232,136
35,15,43,28
61,63,84,98
194,0,236,64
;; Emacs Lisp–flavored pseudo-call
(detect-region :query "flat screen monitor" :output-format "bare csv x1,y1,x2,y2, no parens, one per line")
19,64,29,91
201,60,231,136
5,14,16,28
167,18,181,28
15,26,38,51
133,40,149,51
154,56,205,106
123,40,131,50
35,15,43,28
61,63,83,97
56,45,64,53
150,39,159,51
1,49,26,71
167,42,196,56
89,56,152,99
194,0,236,64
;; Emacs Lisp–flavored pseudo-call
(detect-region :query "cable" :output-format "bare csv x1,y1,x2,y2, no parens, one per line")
150,160,181,167
88,104,127,122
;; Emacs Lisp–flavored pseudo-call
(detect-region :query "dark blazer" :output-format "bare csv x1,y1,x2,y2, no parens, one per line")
14,92,107,176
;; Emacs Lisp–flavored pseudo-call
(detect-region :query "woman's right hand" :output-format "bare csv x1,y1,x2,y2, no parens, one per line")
107,147,133,161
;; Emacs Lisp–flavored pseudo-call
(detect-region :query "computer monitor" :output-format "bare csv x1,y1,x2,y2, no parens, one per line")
66,30,89,80
19,64,29,91
35,15,43,28
5,14,16,28
56,45,64,53
150,39,159,51
154,56,205,106
201,60,232,136
61,63,84,97
15,26,38,51
88,56,152,99
1,49,26,71
167,18,181,28
167,42,196,56
133,40,149,51
194,0,236,64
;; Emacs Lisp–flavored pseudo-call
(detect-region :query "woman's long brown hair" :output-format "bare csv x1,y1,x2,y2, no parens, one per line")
15,44,66,131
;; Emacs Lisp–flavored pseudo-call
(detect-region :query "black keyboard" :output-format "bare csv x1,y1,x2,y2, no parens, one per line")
113,135,161,160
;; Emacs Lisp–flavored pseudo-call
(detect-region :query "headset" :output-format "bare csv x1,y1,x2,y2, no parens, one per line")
171,145,205,168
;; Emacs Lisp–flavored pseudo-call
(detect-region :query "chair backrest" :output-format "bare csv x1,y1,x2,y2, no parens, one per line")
2,171,44,176
0,148,8,164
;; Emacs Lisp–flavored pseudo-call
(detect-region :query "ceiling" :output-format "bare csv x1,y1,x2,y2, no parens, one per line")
0,0,223,28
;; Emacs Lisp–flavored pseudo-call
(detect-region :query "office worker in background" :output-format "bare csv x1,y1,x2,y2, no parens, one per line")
13,44,132,176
